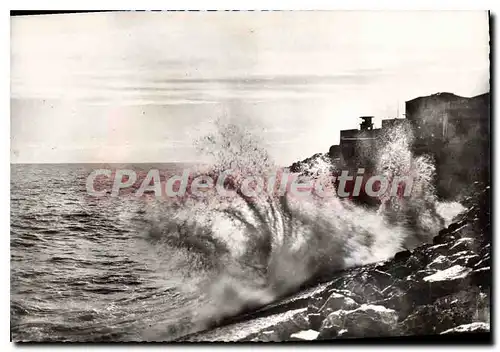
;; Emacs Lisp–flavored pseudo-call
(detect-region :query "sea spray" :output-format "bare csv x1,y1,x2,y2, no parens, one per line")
140,119,456,338
375,122,445,248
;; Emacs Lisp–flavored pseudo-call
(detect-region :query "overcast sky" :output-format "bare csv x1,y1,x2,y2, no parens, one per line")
11,11,490,165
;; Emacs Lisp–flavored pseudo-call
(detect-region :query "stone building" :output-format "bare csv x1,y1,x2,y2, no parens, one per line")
405,92,490,199
329,116,404,172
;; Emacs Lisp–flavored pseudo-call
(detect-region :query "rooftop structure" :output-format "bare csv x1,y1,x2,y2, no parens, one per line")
359,116,374,131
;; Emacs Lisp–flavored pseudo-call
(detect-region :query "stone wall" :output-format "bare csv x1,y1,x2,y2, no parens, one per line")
405,92,490,200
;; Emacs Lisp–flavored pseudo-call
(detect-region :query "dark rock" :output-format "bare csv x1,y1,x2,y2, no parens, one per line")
403,265,474,307
448,221,467,233
394,250,412,263
470,267,491,289
370,269,395,288
361,283,384,302
307,301,321,315
400,287,490,336
405,255,424,271
387,264,417,279
372,294,415,322
474,255,490,270
479,243,491,258
433,230,457,245
432,221,470,246
308,313,323,331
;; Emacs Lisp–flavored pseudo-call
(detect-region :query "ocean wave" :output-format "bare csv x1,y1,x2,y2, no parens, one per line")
138,118,453,340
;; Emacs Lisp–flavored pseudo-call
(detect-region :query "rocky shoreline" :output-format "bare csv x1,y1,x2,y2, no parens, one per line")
178,184,491,342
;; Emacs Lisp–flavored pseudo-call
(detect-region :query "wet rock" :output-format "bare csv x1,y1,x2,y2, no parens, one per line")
421,243,452,258
320,292,359,313
441,322,490,334
401,265,475,307
433,229,458,245
308,312,323,331
334,279,384,303
307,291,360,330
387,264,416,279
448,237,476,254
318,304,399,339
249,330,281,342
242,308,310,342
423,265,472,281
432,220,469,246
182,308,309,342
404,268,437,285
327,288,364,305
400,287,490,336
448,221,467,233
426,255,452,271
470,267,491,289
372,292,415,322
370,269,395,289
339,297,360,311
479,243,490,258
474,257,490,271
393,250,412,263
289,329,320,341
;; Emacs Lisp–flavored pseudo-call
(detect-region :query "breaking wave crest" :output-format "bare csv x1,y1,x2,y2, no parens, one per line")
140,118,457,338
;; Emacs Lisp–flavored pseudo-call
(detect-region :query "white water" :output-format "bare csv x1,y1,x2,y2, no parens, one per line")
142,119,464,338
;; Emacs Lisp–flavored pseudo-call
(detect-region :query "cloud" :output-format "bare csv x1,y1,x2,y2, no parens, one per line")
10,11,490,164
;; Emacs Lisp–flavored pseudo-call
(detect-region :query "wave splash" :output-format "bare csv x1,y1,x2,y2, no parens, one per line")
141,118,456,339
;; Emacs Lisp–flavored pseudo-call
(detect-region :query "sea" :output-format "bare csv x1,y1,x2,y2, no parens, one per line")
11,163,208,342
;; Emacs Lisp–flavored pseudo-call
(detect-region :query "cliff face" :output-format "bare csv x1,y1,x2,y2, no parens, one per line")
180,184,490,342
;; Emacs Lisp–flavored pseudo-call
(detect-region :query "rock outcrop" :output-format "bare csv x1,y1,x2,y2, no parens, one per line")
289,152,331,176
179,185,491,342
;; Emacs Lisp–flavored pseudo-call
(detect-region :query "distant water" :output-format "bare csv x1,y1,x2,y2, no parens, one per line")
11,163,204,342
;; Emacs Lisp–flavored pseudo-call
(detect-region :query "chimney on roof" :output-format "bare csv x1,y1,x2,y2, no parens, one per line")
360,116,374,131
